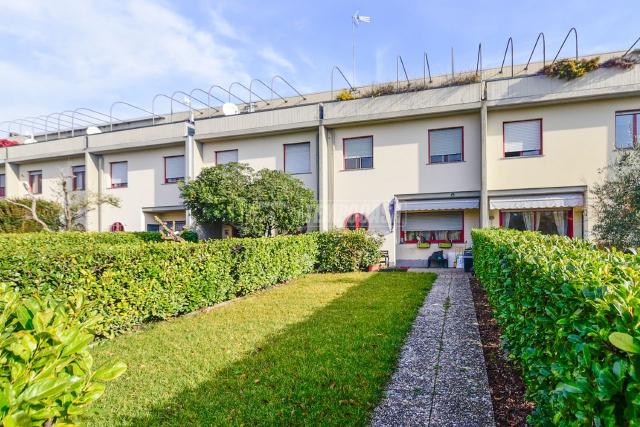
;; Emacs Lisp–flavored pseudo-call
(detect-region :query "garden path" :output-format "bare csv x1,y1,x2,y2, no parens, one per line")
372,269,495,426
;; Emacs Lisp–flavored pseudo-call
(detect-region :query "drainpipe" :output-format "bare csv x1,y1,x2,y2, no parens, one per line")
317,103,330,231
480,81,490,228
185,112,196,228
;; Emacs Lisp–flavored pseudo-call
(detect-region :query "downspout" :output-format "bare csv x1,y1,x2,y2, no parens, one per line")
480,80,490,228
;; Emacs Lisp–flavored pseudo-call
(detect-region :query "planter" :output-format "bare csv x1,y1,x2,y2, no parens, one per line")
417,242,431,249
368,264,381,272
438,242,453,249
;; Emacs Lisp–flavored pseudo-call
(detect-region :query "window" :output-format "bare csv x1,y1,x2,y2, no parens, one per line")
0,174,5,198
429,127,463,163
146,224,160,232
29,170,42,194
400,211,464,243
72,165,85,191
615,111,639,149
110,162,128,188
165,155,185,183
343,136,373,170
503,119,542,157
500,209,573,237
216,149,238,165
344,213,369,230
284,142,311,174
110,222,125,232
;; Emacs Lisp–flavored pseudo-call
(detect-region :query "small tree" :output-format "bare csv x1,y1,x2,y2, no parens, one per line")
180,163,317,237
245,168,317,237
55,173,120,231
592,146,640,249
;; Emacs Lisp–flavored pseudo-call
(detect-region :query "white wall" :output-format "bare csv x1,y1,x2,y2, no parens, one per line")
15,157,84,200
330,114,481,260
100,145,184,232
200,130,319,197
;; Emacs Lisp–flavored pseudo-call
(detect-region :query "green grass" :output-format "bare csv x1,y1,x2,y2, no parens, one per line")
87,272,435,426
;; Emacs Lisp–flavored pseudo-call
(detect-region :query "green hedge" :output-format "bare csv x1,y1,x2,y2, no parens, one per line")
0,233,318,337
472,229,640,425
0,198,62,232
316,229,383,273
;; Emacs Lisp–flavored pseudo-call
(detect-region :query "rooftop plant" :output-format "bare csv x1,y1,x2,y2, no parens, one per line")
543,57,600,80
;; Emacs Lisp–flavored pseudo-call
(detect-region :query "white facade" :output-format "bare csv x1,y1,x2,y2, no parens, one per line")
1,52,639,266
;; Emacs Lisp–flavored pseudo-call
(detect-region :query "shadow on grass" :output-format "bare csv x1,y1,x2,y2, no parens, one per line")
112,272,434,426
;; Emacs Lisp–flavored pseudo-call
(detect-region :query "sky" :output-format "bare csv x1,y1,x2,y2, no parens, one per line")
0,0,638,129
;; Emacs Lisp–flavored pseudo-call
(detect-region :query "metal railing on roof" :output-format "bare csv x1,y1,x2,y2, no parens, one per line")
524,32,546,71
330,66,354,98
550,27,578,66
271,75,306,101
396,55,410,92
499,37,514,77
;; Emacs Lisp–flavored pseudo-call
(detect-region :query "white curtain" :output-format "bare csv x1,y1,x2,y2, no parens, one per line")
534,212,541,231
523,211,534,231
553,211,566,236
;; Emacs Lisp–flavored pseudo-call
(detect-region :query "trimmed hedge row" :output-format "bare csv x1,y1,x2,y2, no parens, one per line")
0,230,380,337
472,229,640,425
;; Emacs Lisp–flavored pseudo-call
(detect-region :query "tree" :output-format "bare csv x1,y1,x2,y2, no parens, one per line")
0,194,62,233
592,146,640,249
55,173,120,231
180,163,317,237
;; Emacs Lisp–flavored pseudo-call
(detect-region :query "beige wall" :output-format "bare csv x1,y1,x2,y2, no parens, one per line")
15,157,84,200
486,96,640,236
100,145,184,232
330,115,481,259
201,130,319,196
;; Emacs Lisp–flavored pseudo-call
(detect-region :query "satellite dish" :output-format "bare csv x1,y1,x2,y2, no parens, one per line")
23,133,36,144
86,126,102,135
222,102,240,116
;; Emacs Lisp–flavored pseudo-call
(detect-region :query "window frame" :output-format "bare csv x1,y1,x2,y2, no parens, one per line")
0,173,5,198
428,126,464,164
110,161,128,189
72,165,86,191
283,142,312,175
215,149,239,165
28,170,43,194
399,210,465,244
342,136,374,170
164,155,185,184
498,208,574,238
615,110,639,150
344,213,369,230
502,118,543,158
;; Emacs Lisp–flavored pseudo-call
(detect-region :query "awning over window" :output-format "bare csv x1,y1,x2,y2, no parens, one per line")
397,198,479,212
489,193,584,210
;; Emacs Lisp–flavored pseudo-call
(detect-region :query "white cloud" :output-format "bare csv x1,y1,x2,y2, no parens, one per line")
0,0,255,121
258,46,296,74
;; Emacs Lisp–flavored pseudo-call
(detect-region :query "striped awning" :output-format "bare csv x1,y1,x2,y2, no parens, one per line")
397,198,479,212
489,193,584,210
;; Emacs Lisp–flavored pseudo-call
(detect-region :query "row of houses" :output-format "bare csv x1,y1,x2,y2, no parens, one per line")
1,51,639,266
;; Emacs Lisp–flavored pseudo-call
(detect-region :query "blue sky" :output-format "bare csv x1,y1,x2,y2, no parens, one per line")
0,0,638,126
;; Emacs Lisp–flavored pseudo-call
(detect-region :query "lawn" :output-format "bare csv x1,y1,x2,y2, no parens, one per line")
86,271,435,426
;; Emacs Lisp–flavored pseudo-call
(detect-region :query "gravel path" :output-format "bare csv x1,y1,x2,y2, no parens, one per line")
371,269,494,427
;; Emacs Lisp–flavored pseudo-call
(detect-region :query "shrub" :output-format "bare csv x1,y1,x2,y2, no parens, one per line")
0,234,318,337
336,89,355,101
0,286,126,425
180,229,199,242
543,57,600,80
316,229,383,272
472,228,640,425
0,198,62,233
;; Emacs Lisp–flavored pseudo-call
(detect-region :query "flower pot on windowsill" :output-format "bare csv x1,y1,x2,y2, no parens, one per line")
368,264,381,272
417,242,431,249
438,242,453,249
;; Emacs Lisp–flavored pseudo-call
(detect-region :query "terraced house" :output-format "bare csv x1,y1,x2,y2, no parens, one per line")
1,50,639,267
